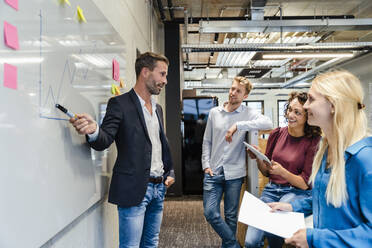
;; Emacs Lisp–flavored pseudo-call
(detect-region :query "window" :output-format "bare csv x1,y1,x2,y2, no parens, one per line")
244,100,264,114
277,100,287,127
99,103,107,125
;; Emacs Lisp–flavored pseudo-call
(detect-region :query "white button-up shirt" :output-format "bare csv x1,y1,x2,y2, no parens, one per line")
135,93,164,177
88,92,164,177
202,104,272,180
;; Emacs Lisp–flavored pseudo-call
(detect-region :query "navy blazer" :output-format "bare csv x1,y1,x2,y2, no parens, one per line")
88,89,173,207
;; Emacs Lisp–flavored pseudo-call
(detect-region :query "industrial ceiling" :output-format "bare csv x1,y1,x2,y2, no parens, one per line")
154,0,372,89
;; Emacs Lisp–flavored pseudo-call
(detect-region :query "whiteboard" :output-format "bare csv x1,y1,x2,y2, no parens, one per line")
0,0,126,247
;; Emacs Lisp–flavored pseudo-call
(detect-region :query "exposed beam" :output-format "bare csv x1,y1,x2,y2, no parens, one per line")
199,18,372,33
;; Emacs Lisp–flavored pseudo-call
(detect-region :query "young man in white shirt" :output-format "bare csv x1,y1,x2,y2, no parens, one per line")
202,76,272,248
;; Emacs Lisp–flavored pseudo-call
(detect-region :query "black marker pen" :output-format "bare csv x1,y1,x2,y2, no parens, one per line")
55,104,76,119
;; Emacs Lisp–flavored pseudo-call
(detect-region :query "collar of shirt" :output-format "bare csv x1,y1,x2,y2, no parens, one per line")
217,104,244,113
134,91,157,114
344,136,372,161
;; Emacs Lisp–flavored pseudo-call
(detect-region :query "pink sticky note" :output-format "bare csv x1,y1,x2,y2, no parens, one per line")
5,0,18,10
112,59,120,81
4,21,19,50
4,63,18,90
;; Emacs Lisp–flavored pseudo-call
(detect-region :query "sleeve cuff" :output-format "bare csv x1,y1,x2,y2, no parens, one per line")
87,123,99,142
291,199,302,212
168,169,175,179
306,228,314,248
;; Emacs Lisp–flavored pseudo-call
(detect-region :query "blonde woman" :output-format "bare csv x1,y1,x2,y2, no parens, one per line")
270,70,372,247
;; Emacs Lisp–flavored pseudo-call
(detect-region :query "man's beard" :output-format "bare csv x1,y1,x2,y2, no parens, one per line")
146,81,162,95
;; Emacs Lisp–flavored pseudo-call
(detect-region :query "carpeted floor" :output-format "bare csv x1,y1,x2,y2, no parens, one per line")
158,195,222,248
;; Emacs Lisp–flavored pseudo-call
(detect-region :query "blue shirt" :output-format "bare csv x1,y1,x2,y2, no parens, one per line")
202,104,272,180
291,137,372,247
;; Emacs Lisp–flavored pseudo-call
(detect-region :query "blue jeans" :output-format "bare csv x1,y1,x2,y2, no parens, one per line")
117,183,166,248
203,172,244,248
244,182,311,248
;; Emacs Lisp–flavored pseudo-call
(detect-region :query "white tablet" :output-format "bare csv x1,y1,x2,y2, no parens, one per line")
243,141,272,165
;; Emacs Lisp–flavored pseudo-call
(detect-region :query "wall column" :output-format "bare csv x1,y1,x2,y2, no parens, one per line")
164,23,182,196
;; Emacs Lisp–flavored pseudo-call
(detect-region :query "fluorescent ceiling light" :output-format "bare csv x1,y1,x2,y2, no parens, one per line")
72,85,112,89
72,54,111,68
263,53,354,59
0,57,44,64
59,40,80,47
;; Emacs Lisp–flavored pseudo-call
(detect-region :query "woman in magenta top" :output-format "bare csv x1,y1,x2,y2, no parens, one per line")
243,91,321,248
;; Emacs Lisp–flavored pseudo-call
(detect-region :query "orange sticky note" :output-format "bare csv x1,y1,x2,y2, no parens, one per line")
112,59,120,81
5,0,18,10
119,78,125,88
77,6,87,23
115,86,121,95
4,21,19,50
4,63,17,90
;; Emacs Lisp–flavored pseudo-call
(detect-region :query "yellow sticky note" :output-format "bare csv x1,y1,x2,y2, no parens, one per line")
61,0,71,6
111,84,121,95
119,78,125,88
111,84,116,95
77,6,87,23
115,85,121,95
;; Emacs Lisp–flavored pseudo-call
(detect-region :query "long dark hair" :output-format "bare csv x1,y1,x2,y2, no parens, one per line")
284,91,321,138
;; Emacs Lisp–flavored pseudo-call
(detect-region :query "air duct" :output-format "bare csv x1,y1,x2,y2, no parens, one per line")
251,0,267,20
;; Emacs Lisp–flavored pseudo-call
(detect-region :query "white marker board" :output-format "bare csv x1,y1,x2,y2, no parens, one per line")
0,0,125,247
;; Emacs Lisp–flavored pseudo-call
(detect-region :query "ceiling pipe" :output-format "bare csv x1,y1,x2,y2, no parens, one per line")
164,15,354,24
281,57,347,88
156,0,166,21
167,0,174,21
185,64,280,69
251,0,267,20
281,50,372,88
289,59,310,71
182,42,372,53
199,18,372,33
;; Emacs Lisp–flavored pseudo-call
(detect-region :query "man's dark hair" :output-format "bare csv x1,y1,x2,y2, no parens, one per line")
284,91,322,138
135,52,169,78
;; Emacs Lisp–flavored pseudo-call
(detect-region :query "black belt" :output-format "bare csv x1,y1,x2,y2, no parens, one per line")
149,176,163,184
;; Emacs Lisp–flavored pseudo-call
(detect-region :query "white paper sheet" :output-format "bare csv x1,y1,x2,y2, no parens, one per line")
238,191,305,238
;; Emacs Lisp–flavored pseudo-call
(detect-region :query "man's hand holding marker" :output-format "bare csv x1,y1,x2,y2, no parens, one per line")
56,104,97,135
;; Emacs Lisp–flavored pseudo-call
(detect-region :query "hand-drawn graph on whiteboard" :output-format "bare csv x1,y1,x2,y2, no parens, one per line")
37,11,126,121
0,1,126,247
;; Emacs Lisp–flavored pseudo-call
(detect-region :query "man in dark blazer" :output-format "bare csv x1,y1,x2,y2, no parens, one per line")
70,52,175,248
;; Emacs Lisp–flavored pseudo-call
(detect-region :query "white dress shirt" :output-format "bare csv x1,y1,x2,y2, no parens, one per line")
88,92,164,177
202,104,272,180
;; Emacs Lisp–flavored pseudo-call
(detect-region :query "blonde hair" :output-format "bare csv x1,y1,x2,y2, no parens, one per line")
233,76,253,95
309,70,368,207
